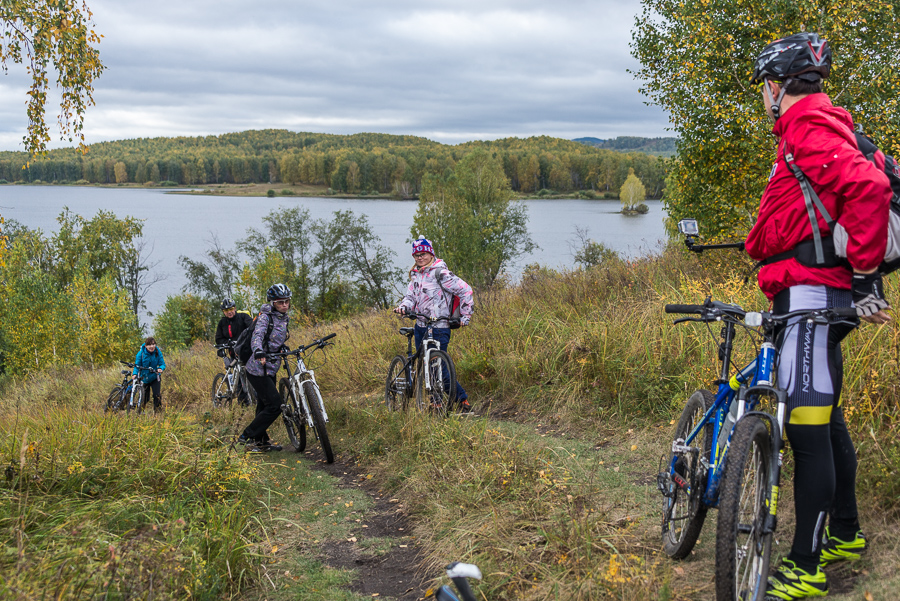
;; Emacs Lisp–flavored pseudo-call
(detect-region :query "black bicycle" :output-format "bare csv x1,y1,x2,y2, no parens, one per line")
385,312,458,416
105,361,140,412
211,342,255,408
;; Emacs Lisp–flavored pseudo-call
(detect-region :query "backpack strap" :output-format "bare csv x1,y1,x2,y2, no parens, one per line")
434,269,452,312
783,148,836,266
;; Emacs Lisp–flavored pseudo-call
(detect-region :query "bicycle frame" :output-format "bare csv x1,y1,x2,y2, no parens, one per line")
400,313,448,397
283,351,328,430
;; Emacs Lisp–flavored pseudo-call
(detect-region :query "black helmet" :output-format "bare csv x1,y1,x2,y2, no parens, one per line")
221,298,236,310
751,33,831,85
266,283,292,302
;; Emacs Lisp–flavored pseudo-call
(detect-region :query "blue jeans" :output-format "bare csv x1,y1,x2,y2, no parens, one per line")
413,325,467,401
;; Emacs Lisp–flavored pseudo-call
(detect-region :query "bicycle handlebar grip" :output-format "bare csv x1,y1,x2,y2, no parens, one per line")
321,333,336,342
832,307,859,318
664,304,704,315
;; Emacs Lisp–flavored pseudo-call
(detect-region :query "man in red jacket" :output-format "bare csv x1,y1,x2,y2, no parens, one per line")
745,33,891,600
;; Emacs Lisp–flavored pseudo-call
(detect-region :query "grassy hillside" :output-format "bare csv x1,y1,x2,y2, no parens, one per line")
2,246,898,599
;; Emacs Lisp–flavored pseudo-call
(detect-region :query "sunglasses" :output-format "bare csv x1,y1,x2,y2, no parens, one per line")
273,299,291,305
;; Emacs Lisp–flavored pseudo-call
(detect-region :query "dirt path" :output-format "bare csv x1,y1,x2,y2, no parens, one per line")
305,447,430,600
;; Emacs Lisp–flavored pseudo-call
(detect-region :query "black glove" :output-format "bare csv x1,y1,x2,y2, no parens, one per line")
217,348,226,358
253,349,266,359
852,272,890,317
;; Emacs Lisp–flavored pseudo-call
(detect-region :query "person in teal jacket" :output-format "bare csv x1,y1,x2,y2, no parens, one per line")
133,336,166,413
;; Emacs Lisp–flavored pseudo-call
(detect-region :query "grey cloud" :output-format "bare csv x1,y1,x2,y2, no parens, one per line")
1,0,669,150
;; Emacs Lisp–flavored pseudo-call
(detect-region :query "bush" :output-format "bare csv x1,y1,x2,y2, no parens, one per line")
537,188,553,197
281,189,295,195
0,179,8,185
266,189,275,198
75,179,90,185
159,180,179,187
31,179,44,185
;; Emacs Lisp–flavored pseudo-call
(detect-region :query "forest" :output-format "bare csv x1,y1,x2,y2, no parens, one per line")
0,131,668,198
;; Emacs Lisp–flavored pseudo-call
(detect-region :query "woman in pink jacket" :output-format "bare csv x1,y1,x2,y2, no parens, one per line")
394,238,474,410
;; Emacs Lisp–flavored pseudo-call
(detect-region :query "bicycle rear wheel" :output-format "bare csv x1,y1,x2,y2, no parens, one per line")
105,386,125,412
302,381,333,464
417,350,456,417
385,356,412,411
661,389,713,559
279,378,306,452
715,416,773,601
211,373,231,408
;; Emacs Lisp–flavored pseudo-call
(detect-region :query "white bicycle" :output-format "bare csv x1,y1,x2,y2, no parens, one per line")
271,334,337,464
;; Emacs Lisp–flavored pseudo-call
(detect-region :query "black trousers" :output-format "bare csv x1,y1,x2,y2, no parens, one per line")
141,379,162,411
242,373,282,444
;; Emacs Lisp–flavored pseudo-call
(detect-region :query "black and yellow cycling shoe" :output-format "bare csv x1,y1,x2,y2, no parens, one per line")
820,527,868,565
765,559,827,600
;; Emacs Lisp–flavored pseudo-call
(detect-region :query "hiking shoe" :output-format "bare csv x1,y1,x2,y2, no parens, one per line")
820,527,868,565
237,435,252,445
765,559,827,600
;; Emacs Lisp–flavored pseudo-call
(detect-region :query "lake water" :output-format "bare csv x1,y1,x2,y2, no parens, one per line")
0,186,667,323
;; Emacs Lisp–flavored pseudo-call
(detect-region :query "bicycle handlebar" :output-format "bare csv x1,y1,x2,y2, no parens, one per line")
666,300,857,326
214,342,235,350
266,333,337,358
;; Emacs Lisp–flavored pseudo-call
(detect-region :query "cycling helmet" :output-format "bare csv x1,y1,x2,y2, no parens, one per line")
751,33,830,121
266,283,292,302
751,33,831,85
221,298,236,310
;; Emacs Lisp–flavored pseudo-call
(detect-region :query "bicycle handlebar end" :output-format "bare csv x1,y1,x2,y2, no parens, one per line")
664,304,704,315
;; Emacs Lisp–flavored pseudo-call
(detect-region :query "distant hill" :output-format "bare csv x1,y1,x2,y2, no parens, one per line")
574,136,677,157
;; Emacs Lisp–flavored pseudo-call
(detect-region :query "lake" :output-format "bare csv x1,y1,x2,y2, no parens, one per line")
0,186,667,324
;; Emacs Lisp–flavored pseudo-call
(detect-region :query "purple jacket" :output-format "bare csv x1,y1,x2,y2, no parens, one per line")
244,304,290,377
399,258,474,328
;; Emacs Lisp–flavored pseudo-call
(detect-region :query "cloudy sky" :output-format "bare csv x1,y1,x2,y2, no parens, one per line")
0,0,670,151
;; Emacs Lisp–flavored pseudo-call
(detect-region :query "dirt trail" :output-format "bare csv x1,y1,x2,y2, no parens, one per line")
305,447,429,600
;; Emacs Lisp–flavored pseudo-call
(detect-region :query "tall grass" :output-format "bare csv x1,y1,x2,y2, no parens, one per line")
303,246,900,509
0,350,264,599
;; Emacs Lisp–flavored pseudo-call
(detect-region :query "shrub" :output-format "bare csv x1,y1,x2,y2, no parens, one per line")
266,189,275,198
0,179,8,185
281,189,295,195
159,180,179,187
75,179,90,185
31,179,44,185
537,188,553,197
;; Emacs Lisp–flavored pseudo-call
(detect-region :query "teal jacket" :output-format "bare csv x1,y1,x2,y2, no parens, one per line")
134,344,166,383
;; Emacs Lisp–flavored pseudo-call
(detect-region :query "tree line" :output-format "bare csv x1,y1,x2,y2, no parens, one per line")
0,131,668,198
0,148,543,371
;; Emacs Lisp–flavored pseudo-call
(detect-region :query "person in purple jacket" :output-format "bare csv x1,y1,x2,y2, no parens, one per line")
238,283,292,452
394,238,474,411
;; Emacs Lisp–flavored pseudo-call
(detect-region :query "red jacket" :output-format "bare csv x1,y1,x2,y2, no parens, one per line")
745,93,891,299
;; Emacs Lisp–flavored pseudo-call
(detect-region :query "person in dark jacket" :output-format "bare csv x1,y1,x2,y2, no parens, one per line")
238,283,292,452
215,298,253,365
747,33,890,600
215,297,254,405
133,336,166,413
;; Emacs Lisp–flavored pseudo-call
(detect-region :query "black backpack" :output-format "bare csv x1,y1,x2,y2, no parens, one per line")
760,130,900,274
233,313,274,364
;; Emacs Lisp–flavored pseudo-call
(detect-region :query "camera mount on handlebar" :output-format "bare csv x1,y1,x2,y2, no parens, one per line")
678,218,745,254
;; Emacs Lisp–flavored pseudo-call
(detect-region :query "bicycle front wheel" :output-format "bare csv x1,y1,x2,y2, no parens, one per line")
302,381,333,464
279,378,306,452
127,384,145,415
417,350,457,417
385,356,412,411
211,373,231,408
662,389,713,559
715,416,773,601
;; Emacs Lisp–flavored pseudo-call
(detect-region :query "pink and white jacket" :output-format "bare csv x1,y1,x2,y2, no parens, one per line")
399,258,474,328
